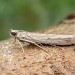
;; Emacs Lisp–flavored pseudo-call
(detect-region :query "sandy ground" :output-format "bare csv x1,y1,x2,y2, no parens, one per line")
0,19,75,75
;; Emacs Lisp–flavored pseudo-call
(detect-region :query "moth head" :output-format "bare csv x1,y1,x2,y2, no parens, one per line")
10,29,18,37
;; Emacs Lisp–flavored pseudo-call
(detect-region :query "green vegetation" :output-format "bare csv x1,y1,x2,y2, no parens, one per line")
0,0,75,40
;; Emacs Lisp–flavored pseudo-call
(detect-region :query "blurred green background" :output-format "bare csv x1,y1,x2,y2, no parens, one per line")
0,0,75,40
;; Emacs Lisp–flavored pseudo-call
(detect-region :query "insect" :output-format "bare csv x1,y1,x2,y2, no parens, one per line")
10,29,75,53
10,29,48,53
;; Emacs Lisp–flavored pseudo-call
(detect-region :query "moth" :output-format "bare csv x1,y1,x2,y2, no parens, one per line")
10,29,49,53
10,29,75,52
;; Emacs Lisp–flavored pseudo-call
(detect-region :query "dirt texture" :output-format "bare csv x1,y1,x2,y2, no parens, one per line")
0,19,75,75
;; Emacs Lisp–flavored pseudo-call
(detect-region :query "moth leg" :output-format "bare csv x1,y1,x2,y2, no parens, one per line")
8,36,16,48
21,32,49,53
17,39,25,53
33,42,49,53
20,39,49,53
14,37,17,43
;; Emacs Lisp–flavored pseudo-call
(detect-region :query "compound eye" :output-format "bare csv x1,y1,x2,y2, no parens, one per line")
11,32,17,36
